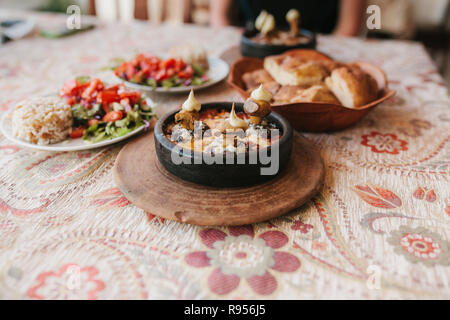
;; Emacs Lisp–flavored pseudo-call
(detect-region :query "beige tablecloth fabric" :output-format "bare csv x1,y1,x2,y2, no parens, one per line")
0,11,449,300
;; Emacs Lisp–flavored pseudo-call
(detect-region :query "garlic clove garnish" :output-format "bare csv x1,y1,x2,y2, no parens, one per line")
182,89,201,112
228,103,248,130
250,84,272,102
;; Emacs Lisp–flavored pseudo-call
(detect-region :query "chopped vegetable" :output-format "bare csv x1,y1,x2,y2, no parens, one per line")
60,76,155,143
103,111,123,122
70,127,85,139
114,54,209,88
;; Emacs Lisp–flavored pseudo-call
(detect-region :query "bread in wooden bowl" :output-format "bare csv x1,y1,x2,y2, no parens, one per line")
264,54,329,86
273,85,305,103
273,84,339,104
294,84,341,104
325,64,378,108
228,49,396,132
242,69,280,95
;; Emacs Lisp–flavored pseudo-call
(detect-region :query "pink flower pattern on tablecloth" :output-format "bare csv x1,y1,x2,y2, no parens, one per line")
291,220,314,233
353,184,402,209
27,263,105,300
388,226,450,267
400,233,440,259
185,226,300,296
361,131,408,154
90,188,130,209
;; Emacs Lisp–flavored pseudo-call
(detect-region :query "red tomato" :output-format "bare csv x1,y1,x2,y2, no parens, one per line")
155,69,168,81
132,70,145,83
64,96,76,106
115,62,129,76
178,65,194,79
81,78,103,101
69,127,85,139
125,64,136,80
120,98,130,107
88,119,100,127
60,79,89,98
161,58,176,69
97,89,120,105
174,58,186,72
105,84,120,91
166,68,175,78
120,91,141,105
103,111,123,123
60,79,77,96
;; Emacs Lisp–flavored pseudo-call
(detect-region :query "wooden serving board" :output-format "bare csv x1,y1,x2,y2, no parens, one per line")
113,132,324,226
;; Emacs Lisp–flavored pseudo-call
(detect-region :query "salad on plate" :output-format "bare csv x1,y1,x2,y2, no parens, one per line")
114,53,210,89
60,76,155,143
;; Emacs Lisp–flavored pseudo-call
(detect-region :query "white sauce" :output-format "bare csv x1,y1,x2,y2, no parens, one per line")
250,84,272,102
182,89,201,112
227,103,248,130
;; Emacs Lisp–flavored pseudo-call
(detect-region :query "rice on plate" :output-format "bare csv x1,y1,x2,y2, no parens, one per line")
12,96,73,145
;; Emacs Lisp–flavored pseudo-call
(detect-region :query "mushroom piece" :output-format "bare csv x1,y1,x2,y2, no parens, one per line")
244,99,271,125
174,110,199,131
286,9,300,37
174,89,202,130
244,84,273,125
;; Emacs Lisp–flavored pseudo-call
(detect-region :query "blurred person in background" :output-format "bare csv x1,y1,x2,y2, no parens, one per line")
210,0,366,36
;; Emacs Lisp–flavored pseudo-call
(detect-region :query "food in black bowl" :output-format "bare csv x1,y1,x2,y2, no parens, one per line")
154,88,293,187
240,9,316,59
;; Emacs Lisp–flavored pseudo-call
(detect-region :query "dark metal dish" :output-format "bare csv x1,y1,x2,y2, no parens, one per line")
240,28,316,59
154,102,293,187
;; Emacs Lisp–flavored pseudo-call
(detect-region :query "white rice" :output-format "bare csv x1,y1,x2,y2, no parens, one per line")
12,96,73,145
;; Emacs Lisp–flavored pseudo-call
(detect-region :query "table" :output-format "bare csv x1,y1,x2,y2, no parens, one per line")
0,10,449,300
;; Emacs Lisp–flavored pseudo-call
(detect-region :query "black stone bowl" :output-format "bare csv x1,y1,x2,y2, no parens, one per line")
240,28,316,59
154,102,293,187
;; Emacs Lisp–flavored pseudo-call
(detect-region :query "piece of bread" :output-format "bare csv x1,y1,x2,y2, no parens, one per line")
242,69,275,90
264,55,329,86
273,85,306,103
291,85,340,104
325,65,378,108
260,81,281,97
319,60,346,73
242,69,280,98
273,84,340,104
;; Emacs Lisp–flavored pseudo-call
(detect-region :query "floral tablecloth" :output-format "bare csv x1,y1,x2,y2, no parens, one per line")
0,11,449,300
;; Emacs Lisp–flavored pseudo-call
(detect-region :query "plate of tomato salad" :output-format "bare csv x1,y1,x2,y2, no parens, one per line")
0,76,157,152
114,54,229,93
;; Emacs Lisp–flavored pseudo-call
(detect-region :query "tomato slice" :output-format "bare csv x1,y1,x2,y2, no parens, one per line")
81,78,103,101
174,58,186,72
64,96,76,106
70,127,85,139
125,64,136,80
97,90,121,111
103,111,123,123
120,91,141,105
88,119,100,127
154,69,168,81
161,58,176,69
166,68,175,78
60,79,89,98
178,65,194,79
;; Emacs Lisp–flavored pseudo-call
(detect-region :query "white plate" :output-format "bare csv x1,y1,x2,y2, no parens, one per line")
116,57,229,94
0,98,156,152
